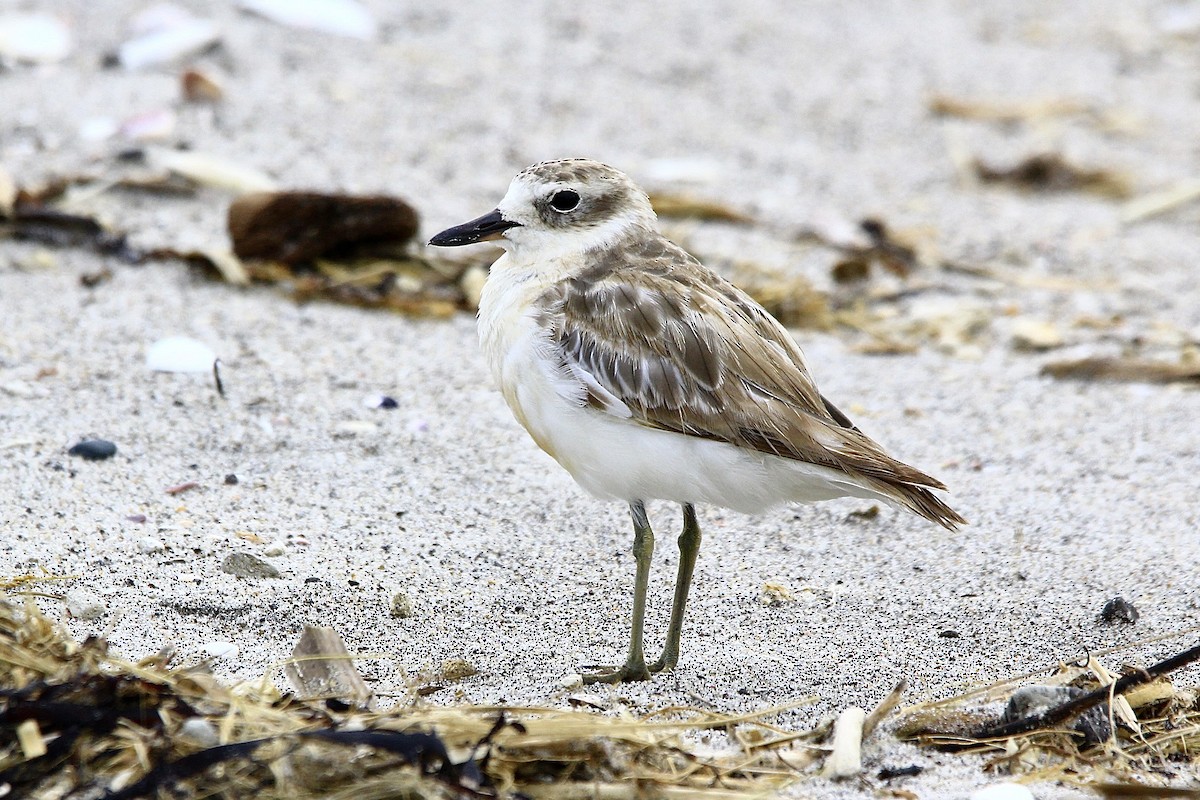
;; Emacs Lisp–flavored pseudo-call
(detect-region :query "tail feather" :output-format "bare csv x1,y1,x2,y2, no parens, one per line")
894,482,966,530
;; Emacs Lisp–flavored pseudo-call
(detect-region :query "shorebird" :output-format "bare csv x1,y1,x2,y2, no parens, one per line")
430,159,965,683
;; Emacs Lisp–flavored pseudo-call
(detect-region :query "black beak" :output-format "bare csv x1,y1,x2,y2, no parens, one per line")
428,209,521,247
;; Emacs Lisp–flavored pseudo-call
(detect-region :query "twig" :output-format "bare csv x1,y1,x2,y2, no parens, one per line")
863,679,906,739
970,641,1200,740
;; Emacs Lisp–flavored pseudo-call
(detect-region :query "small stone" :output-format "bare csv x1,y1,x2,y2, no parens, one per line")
970,784,1035,800
378,395,398,409
263,543,285,557
181,68,223,103
389,591,413,618
1100,596,1139,624
68,439,117,461
439,658,477,681
66,590,106,620
177,718,219,748
1004,685,1111,744
558,672,583,690
1012,319,1064,351
224,473,239,485
221,552,280,579
137,536,165,554
759,581,794,606
460,264,488,310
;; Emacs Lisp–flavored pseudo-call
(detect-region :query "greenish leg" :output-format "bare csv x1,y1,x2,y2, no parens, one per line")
583,501,654,684
649,503,702,674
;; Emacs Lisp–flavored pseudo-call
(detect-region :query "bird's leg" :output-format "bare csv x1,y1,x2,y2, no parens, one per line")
649,503,701,673
583,501,654,684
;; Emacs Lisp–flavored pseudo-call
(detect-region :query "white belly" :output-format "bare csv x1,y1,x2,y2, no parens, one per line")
477,259,885,513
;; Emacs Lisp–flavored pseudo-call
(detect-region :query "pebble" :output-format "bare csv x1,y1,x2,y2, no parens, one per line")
177,718,219,748
221,552,280,579
1011,319,1064,352
362,394,399,410
66,590,107,620
439,658,478,681
68,439,118,461
1004,685,1111,744
224,473,239,485
263,543,285,557
1100,596,1139,624
389,591,413,618
970,783,1035,800
558,672,583,690
137,536,165,554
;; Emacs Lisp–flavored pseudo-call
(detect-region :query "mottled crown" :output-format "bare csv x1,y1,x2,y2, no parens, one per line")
516,158,632,187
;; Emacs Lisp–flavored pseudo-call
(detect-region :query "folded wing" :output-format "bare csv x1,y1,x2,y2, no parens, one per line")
534,237,965,529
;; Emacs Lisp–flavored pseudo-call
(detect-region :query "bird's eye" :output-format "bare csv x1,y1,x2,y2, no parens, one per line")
549,189,581,213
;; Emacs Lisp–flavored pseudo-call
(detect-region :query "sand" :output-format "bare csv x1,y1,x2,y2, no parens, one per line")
3,1,1200,797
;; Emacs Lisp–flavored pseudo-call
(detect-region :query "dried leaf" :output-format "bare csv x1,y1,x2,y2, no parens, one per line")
648,192,753,223
928,95,1086,123
228,191,418,263
1121,178,1200,223
1041,358,1200,384
973,153,1131,198
150,149,277,194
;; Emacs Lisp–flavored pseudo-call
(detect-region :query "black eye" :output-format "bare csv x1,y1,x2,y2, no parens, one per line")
549,189,581,213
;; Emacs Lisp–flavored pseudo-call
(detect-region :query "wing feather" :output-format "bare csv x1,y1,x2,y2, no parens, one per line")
535,237,965,529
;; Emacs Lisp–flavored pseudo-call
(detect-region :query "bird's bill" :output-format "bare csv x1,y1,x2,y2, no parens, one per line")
428,209,521,246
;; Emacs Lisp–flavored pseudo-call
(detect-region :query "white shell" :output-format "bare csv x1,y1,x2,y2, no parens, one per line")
202,641,239,660
149,149,277,193
118,18,220,70
146,336,217,373
239,0,377,40
0,14,72,64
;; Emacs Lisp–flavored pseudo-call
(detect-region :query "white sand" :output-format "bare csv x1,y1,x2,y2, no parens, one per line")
3,2,1200,797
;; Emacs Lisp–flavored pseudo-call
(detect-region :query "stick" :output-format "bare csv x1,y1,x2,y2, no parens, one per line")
863,679,906,739
971,641,1200,740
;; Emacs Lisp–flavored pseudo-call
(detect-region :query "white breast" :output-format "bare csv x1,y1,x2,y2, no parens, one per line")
476,256,888,514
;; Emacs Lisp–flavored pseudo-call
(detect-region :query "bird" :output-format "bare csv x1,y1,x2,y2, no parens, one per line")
429,159,965,684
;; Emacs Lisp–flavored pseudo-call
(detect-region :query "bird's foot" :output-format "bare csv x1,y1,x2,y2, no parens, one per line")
647,651,678,674
581,660,652,684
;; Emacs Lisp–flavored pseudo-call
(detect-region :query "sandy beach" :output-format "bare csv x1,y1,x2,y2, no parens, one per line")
3,2,1200,797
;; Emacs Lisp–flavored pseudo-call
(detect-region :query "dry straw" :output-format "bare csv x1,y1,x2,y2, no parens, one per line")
4,595,1198,799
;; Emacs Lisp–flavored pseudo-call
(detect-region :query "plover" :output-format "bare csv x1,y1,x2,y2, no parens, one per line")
430,159,965,684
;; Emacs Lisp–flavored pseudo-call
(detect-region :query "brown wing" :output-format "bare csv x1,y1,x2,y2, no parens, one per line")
536,237,965,529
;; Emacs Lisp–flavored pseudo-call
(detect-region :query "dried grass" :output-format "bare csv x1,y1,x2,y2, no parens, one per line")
896,634,1200,792
0,599,823,799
